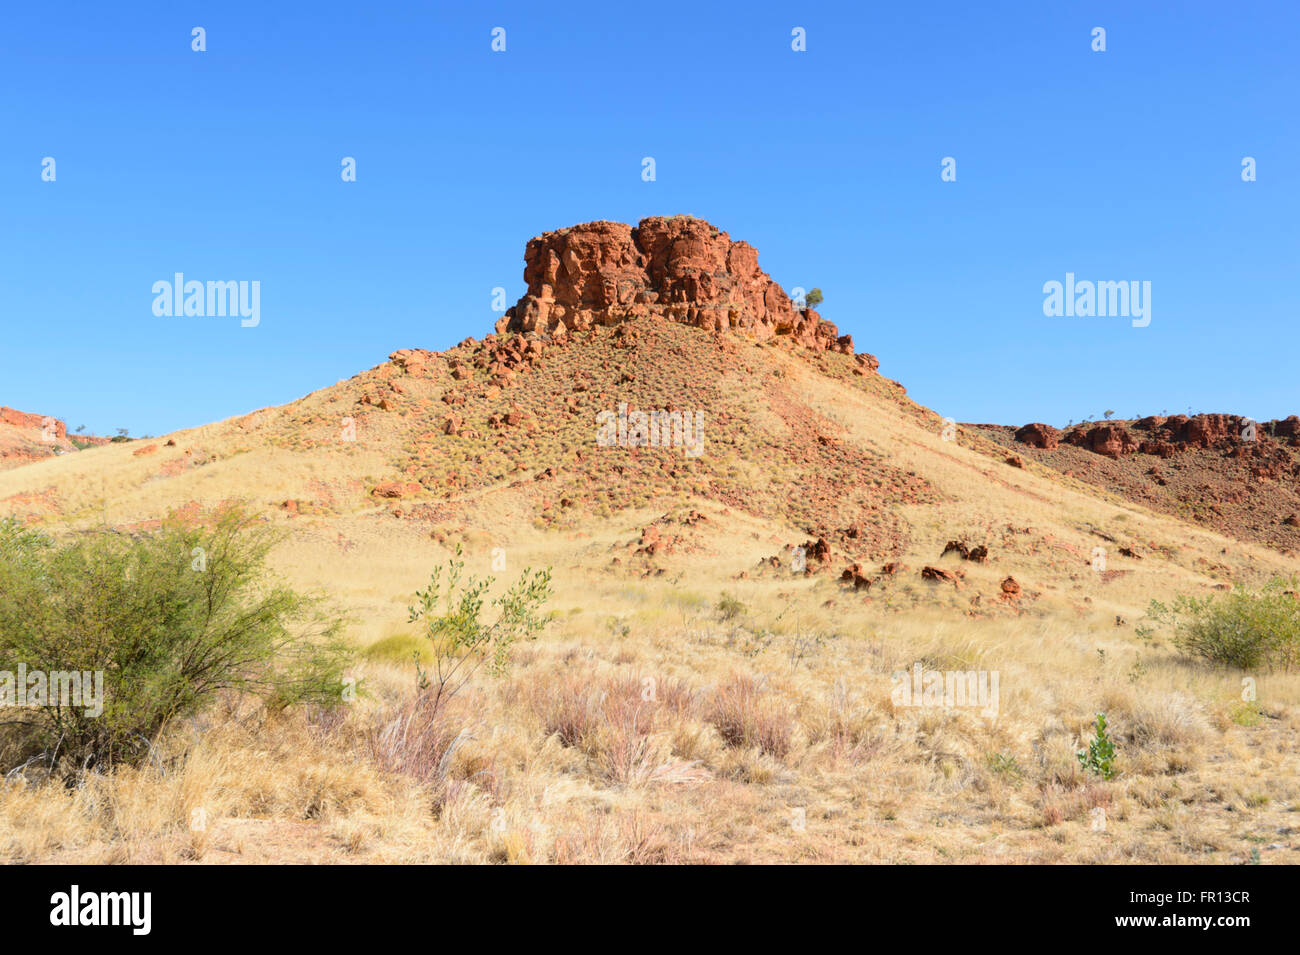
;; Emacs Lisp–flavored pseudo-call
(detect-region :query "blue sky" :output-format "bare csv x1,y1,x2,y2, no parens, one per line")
2,1,1296,436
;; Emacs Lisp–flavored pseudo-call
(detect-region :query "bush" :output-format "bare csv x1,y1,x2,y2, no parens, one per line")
715,592,746,622
408,545,553,711
1076,713,1117,779
0,507,349,773
1145,577,1300,670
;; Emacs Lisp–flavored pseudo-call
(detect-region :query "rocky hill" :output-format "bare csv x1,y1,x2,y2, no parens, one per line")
4,217,1300,866
973,414,1300,554
4,216,1297,632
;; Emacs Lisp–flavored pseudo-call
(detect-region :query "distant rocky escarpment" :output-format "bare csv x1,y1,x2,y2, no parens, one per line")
974,412,1300,553
0,407,110,471
1015,414,1300,460
495,216,858,356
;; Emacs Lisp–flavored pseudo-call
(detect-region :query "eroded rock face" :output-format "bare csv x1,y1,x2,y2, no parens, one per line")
1065,424,1139,459
0,407,66,441
1061,413,1299,460
1014,422,1060,450
496,216,854,354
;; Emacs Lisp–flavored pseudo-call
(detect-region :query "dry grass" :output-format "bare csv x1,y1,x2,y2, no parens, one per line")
2,603,1296,864
2,328,1298,862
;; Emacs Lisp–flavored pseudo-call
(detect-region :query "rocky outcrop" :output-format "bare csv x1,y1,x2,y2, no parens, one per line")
0,406,79,471
0,407,66,441
1014,422,1060,450
1060,413,1300,460
1064,424,1139,459
495,216,855,355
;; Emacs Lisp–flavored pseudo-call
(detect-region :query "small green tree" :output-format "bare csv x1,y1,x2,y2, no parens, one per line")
1077,713,1117,779
805,288,824,308
1145,577,1300,670
0,507,349,773
408,546,553,713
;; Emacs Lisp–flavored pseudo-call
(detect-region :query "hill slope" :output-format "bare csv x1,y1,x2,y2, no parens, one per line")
2,217,1298,865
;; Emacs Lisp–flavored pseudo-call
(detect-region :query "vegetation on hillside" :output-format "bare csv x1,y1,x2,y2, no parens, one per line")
1144,577,1300,671
0,507,349,775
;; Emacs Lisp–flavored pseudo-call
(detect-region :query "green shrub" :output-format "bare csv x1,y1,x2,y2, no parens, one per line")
408,545,553,711
1077,713,1117,779
0,508,349,773
715,592,746,622
1145,577,1300,670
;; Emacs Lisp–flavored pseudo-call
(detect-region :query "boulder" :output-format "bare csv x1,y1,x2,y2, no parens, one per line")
1014,422,1060,450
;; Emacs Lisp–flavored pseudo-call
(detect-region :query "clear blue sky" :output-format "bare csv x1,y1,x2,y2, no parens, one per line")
2,1,1296,436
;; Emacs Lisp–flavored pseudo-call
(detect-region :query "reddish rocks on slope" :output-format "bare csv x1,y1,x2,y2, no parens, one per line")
0,407,67,440
921,566,962,585
496,216,855,355
840,563,872,590
1014,422,1060,450
1275,416,1300,440
372,481,421,499
1061,413,1295,461
942,540,970,559
1064,424,1139,459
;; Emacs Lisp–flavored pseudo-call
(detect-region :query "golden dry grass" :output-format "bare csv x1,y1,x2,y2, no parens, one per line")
1,333,1297,863
2,606,1296,864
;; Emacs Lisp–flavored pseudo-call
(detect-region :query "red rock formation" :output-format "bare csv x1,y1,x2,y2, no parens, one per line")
1061,413,1297,461
496,216,855,355
0,407,66,441
1014,422,1060,450
1274,416,1300,440
1064,423,1139,459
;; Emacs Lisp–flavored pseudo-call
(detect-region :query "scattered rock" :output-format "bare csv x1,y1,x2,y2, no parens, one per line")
921,566,959,583
840,563,872,590
372,481,421,499
942,540,970,559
